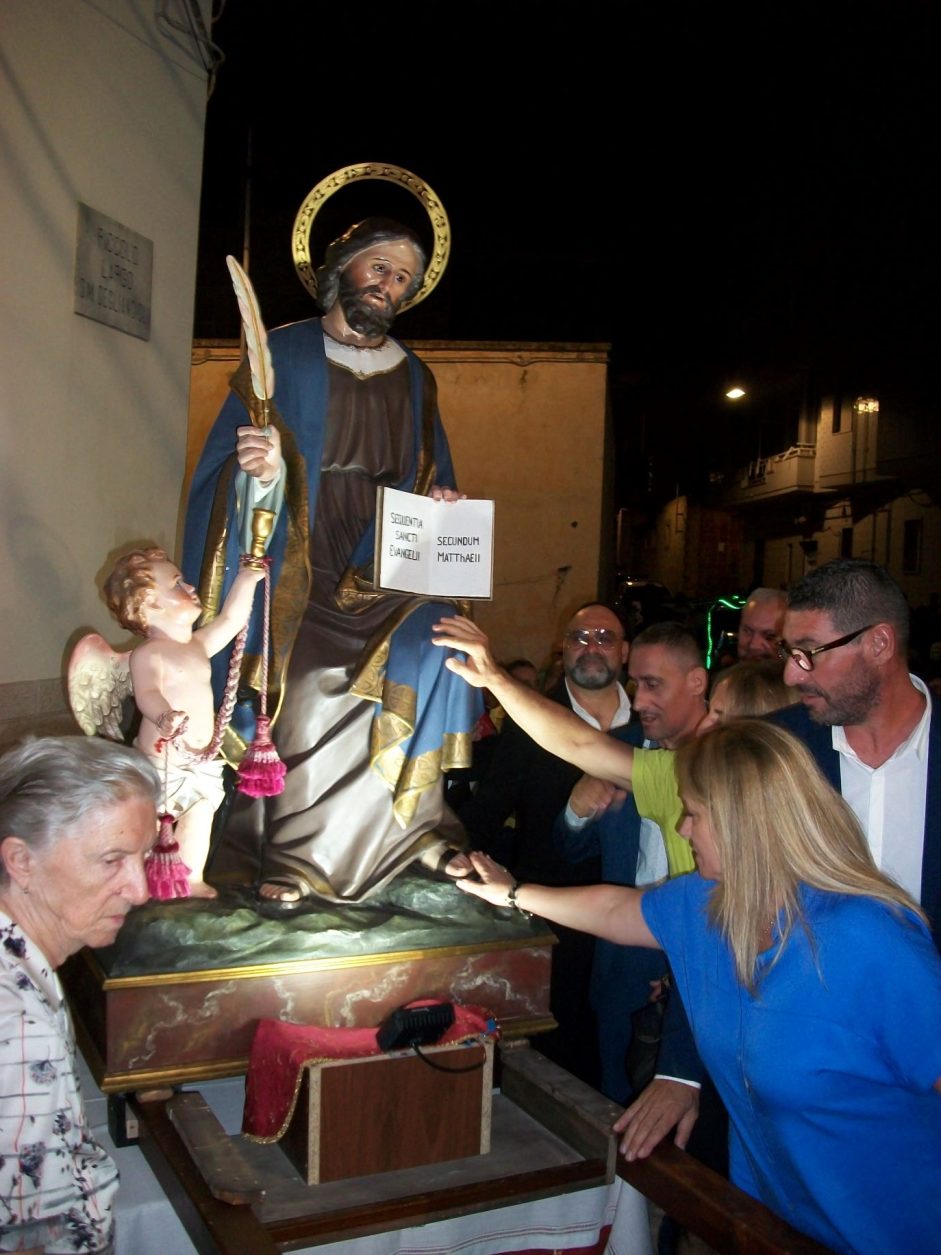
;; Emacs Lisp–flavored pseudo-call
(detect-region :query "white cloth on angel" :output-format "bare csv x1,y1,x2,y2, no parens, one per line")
150,755,226,819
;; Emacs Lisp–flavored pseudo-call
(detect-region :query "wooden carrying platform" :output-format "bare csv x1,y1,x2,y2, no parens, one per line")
282,1040,494,1184
137,1043,834,1255
63,919,554,1092
136,1042,614,1253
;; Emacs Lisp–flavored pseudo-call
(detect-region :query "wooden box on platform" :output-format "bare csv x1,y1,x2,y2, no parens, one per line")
282,1040,493,1184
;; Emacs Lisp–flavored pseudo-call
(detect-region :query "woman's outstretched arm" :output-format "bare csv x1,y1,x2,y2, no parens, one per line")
456,851,657,948
432,615,635,789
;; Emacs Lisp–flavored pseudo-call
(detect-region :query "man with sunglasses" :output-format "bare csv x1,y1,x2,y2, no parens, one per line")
456,603,631,1083
774,558,941,948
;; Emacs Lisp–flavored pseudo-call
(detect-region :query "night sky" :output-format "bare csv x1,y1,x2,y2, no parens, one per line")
194,1,938,502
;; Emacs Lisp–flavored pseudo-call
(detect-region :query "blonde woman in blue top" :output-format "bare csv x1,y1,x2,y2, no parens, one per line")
433,616,941,1255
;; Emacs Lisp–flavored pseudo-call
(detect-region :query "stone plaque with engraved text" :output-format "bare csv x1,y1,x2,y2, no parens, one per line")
74,203,152,340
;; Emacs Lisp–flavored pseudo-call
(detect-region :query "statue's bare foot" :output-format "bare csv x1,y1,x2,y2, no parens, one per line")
419,845,473,879
257,878,308,907
444,851,474,878
188,880,218,900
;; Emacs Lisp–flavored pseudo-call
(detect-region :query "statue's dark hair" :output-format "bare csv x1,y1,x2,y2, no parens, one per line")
315,218,427,313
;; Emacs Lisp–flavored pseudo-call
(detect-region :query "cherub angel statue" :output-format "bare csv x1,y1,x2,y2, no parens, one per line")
69,548,264,898
69,258,285,900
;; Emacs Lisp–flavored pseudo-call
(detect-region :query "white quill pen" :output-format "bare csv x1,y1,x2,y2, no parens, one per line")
226,254,279,562
226,254,275,424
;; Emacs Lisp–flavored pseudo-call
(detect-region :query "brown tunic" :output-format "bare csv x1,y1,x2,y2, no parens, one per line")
214,357,464,901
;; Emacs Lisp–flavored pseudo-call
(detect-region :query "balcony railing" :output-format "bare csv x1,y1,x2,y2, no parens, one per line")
723,444,818,505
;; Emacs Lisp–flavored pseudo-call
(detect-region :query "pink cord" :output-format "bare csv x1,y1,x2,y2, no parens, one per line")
188,555,268,763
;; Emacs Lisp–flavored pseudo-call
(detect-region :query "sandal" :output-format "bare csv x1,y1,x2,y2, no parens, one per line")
255,876,310,911
418,845,473,878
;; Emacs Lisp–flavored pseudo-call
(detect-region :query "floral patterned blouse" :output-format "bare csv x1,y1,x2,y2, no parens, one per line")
0,914,116,1253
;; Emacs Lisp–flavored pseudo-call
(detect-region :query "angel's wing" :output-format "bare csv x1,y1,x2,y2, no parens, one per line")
67,633,133,740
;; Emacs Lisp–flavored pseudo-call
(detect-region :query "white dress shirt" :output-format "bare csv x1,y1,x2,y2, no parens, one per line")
565,680,632,732
833,675,931,902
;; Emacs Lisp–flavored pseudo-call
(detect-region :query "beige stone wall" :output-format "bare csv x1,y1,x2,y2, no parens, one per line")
761,494,941,607
0,1,211,738
762,537,804,590
186,340,611,670
647,497,689,594
641,497,744,599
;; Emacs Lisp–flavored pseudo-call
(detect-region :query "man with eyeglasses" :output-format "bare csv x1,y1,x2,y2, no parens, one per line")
773,558,941,948
455,603,632,1083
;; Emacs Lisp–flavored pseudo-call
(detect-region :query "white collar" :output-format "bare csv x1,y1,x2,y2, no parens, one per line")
832,673,932,764
566,680,632,730
322,329,405,379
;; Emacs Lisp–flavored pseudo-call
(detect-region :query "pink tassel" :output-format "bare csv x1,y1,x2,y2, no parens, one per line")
237,715,287,797
146,814,192,900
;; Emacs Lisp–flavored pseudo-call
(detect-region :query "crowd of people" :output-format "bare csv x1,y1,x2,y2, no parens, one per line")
4,197,938,1250
435,556,941,1255
1,558,938,1252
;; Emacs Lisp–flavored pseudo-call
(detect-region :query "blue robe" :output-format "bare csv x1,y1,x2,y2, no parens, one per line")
182,318,479,901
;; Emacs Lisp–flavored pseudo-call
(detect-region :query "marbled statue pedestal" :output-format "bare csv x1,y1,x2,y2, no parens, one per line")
62,869,555,1093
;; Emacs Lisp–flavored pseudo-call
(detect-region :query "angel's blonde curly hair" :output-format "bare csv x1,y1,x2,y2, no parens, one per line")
104,547,170,637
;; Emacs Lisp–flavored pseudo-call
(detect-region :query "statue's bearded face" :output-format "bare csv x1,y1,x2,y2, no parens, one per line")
337,240,420,338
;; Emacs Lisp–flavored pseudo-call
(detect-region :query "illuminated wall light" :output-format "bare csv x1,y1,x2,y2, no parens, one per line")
725,386,746,400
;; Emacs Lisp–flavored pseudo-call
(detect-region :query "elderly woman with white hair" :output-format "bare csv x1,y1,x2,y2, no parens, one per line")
0,737,157,1255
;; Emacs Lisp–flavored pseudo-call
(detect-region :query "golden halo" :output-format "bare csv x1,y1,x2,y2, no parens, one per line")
292,163,450,311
